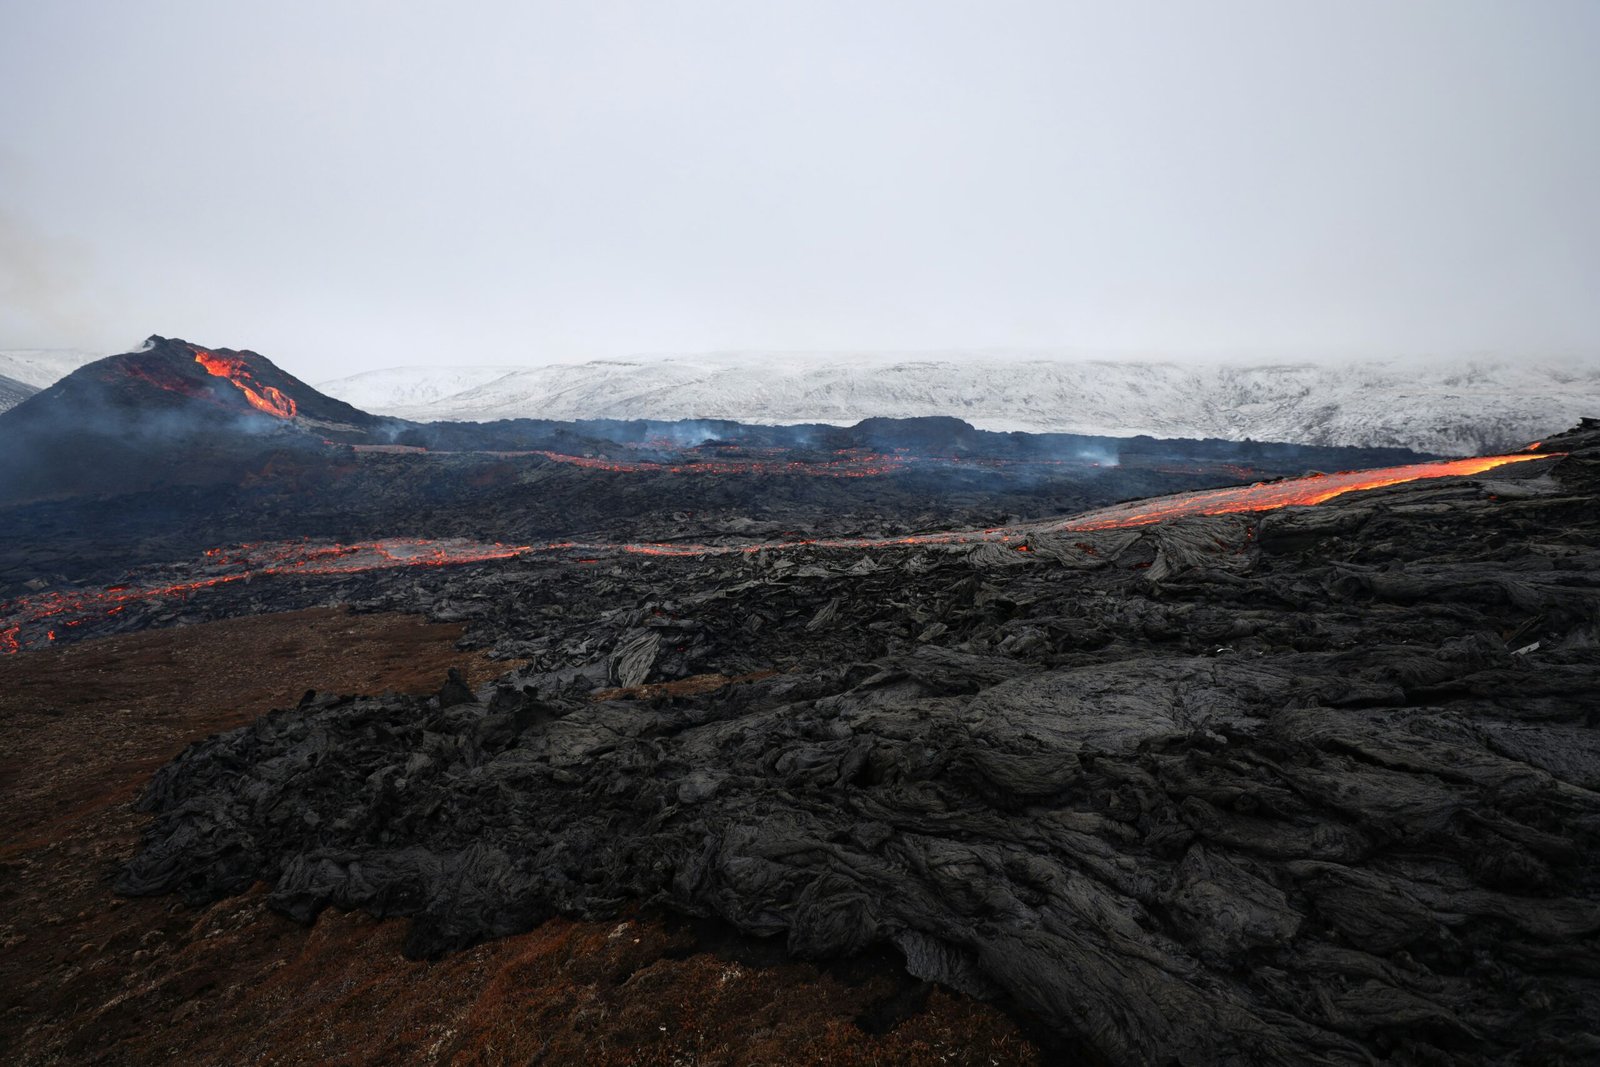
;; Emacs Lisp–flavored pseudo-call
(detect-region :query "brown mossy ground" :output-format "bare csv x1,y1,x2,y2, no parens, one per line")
0,609,1043,1065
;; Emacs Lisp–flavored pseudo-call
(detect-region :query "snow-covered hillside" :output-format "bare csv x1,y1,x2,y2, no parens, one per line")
317,353,1600,456
0,349,105,389
313,366,523,413
0,350,104,414
0,373,37,414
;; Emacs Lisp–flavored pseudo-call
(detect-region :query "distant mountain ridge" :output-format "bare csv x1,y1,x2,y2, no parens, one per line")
0,373,37,414
9,346,1593,455
0,349,105,389
0,349,104,412
318,353,1600,456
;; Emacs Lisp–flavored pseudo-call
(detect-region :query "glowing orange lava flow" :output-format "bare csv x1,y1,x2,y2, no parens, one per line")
0,540,529,654
0,451,1561,654
1054,452,1556,532
194,350,297,418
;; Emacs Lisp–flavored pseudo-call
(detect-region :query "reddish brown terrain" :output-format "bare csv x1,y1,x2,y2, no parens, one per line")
0,608,1043,1065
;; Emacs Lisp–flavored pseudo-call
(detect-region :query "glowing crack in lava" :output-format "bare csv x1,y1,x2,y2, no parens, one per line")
0,451,1559,654
194,350,297,418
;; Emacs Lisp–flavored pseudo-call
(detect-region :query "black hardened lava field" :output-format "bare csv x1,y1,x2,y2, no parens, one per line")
3,341,1598,1065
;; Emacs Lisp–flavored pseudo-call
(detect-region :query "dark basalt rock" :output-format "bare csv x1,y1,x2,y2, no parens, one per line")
118,424,1600,1065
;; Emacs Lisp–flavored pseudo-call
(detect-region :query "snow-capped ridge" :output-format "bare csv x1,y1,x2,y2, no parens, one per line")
0,349,107,389
0,374,37,414
318,352,1599,455
315,366,525,413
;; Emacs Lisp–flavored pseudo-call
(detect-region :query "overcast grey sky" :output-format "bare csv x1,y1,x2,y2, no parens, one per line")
1,1,1597,378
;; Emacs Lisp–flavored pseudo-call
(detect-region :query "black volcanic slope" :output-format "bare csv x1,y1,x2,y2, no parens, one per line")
0,335,398,501
6,334,378,428
119,422,1600,1065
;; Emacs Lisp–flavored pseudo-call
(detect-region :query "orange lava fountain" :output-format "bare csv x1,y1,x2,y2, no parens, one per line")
194,350,297,418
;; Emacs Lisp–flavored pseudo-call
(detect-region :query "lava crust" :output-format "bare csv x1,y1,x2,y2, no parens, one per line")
114,421,1600,1065
0,610,1039,1065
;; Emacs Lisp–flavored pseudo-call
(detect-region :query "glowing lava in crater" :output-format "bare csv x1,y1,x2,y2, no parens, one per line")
0,451,1559,654
194,350,297,418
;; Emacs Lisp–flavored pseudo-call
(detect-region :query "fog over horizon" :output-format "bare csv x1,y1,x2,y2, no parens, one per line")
3,1,1597,381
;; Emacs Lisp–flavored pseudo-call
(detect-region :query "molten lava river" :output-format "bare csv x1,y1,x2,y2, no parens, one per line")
1051,452,1553,531
0,451,1556,654
194,349,297,418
